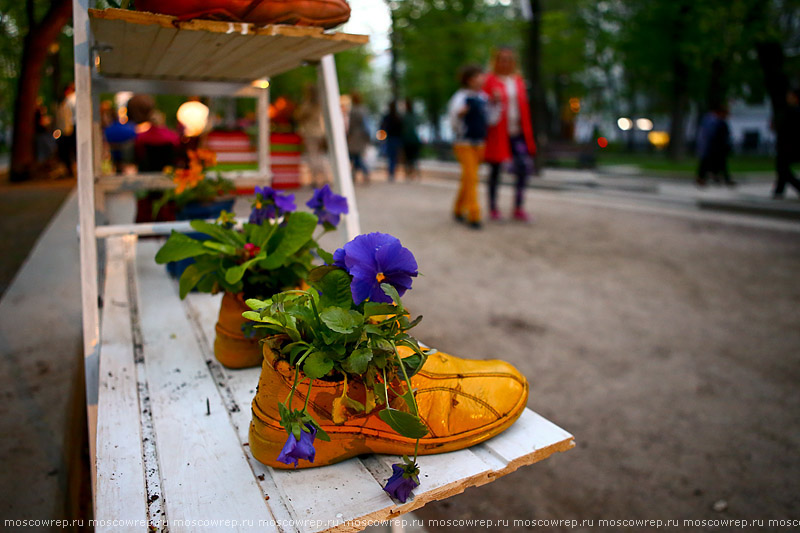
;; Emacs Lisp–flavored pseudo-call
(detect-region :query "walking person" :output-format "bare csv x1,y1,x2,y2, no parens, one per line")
55,82,77,178
296,84,329,187
772,89,800,198
696,104,735,187
402,99,422,180
347,92,371,184
448,65,495,230
380,101,404,182
483,47,537,222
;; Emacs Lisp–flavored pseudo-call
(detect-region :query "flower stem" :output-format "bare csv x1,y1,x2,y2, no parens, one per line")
392,341,419,416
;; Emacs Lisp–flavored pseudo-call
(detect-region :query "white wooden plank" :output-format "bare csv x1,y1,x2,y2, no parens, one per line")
319,55,360,242
95,236,148,531
135,241,277,531
472,409,575,477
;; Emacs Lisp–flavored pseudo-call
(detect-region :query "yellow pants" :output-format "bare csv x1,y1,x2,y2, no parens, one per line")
453,143,485,223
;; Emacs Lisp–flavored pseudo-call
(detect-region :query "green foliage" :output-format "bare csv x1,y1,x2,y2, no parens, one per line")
391,0,524,133
245,267,433,440
155,210,326,299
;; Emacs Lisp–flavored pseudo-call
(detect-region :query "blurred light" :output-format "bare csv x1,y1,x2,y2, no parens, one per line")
177,101,210,137
114,92,133,110
636,118,654,131
648,131,670,149
94,55,100,68
569,97,581,113
119,116,128,124
53,129,62,140
617,117,633,131
376,130,387,141
597,137,608,148
252,79,270,89
49,43,60,54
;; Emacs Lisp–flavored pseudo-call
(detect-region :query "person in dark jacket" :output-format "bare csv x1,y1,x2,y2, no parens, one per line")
696,105,734,187
380,101,404,182
772,89,800,198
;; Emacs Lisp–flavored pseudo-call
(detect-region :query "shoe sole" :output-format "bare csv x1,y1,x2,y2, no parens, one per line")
249,377,528,469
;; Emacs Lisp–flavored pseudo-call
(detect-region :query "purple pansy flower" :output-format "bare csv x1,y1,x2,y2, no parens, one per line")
249,186,296,224
333,232,418,305
276,423,317,467
383,463,420,503
306,184,349,227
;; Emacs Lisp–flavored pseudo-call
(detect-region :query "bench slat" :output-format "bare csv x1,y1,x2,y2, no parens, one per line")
136,241,277,531
96,236,148,530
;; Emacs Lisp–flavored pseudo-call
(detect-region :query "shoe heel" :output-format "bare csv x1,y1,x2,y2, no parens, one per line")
213,326,263,369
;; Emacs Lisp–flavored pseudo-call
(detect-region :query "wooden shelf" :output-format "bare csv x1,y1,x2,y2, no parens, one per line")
89,8,369,84
95,236,575,532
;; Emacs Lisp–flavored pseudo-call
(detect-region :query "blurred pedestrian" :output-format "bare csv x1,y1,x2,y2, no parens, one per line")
402,99,422,180
448,65,495,230
380,101,404,182
772,89,800,198
696,104,734,187
55,82,77,178
483,47,537,222
297,84,329,187
347,92,371,184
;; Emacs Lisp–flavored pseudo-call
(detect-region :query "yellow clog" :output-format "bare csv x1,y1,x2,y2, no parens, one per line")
249,340,528,468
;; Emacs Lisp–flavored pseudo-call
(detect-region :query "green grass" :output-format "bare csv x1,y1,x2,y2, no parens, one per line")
596,151,775,178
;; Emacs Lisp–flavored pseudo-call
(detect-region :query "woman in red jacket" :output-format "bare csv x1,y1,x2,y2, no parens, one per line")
483,47,537,222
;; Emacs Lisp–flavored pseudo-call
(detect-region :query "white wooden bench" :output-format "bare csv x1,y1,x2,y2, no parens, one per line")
72,5,574,530
95,236,574,532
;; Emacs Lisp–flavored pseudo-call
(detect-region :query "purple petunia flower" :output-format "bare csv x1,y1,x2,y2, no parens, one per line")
276,423,317,467
249,186,296,224
306,184,349,227
383,463,420,503
333,232,418,305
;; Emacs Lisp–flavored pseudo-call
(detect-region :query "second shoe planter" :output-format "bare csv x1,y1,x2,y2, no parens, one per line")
136,0,352,28
214,292,263,369
248,336,529,469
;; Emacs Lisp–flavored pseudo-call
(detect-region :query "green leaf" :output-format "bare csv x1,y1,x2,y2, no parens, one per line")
245,298,271,311
303,352,334,380
316,246,334,265
399,351,426,377
178,262,215,299
317,268,353,309
342,395,365,412
224,251,266,284
308,265,338,284
380,283,401,305
241,311,282,326
189,219,245,247
319,308,363,334
378,408,429,439
154,231,213,263
364,302,399,317
202,241,239,255
260,212,317,270
342,347,373,374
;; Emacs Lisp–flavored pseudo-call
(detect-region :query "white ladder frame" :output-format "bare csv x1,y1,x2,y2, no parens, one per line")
71,0,360,499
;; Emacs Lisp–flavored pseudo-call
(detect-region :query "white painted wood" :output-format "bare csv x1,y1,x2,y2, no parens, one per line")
319,55,361,243
258,86,271,179
135,241,277,531
73,0,101,501
95,236,148,531
95,218,247,239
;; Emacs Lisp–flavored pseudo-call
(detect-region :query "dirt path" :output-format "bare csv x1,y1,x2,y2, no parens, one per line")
351,181,800,532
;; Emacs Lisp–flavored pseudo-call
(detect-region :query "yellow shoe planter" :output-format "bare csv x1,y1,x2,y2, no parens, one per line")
214,292,263,369
248,339,529,469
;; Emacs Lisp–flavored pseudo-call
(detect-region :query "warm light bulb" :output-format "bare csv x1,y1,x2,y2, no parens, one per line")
177,101,210,137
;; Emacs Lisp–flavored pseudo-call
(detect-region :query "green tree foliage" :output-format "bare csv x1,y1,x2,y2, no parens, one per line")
390,0,525,137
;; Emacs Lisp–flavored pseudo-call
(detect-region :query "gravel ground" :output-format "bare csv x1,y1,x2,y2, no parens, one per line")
347,180,800,532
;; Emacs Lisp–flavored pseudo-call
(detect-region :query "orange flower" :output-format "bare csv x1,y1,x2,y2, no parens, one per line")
195,148,217,167
173,164,204,194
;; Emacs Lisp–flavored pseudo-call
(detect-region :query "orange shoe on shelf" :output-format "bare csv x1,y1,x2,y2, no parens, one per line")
136,0,351,28
248,340,529,469
214,292,263,369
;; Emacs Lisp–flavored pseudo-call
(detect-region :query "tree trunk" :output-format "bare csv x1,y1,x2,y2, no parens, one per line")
9,0,72,182
667,3,691,160
526,0,547,155
387,3,400,104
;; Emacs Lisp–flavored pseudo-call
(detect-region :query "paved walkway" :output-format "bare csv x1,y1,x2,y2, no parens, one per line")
1,169,799,530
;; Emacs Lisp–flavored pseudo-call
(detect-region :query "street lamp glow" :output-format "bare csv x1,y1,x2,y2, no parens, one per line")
252,79,270,89
617,117,633,131
636,118,654,131
177,101,210,137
